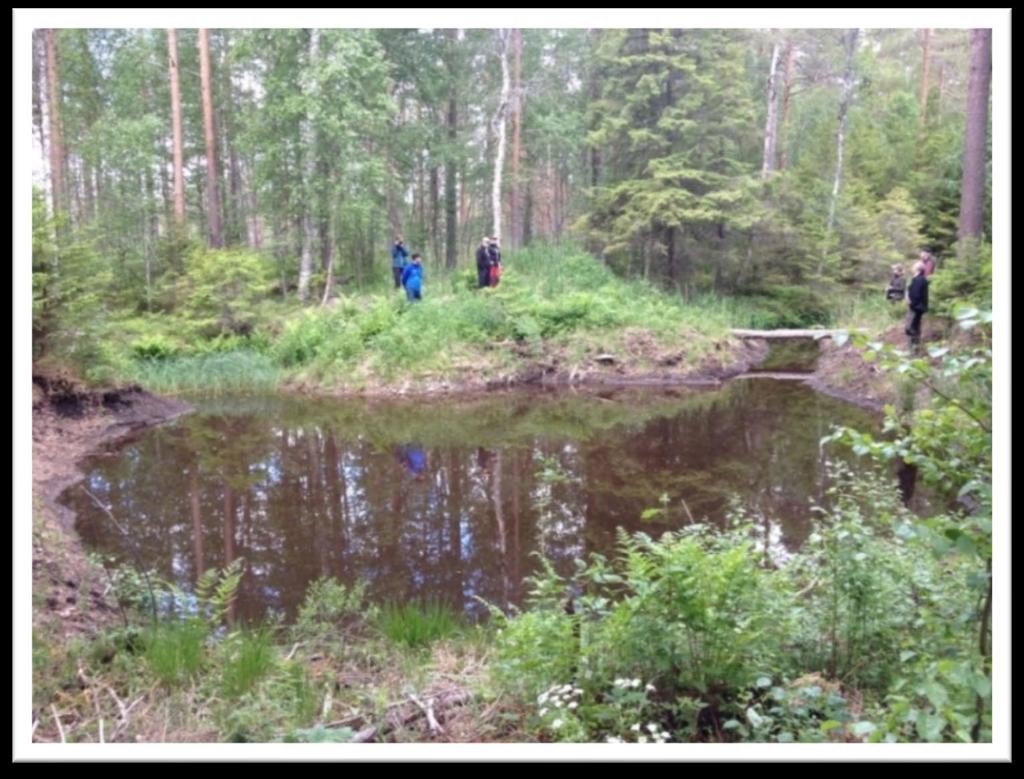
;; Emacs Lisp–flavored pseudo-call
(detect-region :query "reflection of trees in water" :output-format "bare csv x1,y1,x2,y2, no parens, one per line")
67,385,878,621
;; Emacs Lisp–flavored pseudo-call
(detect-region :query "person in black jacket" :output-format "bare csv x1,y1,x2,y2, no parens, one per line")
905,260,929,343
476,236,492,289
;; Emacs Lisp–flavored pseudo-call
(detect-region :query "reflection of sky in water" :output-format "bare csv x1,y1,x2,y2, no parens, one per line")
63,383,882,623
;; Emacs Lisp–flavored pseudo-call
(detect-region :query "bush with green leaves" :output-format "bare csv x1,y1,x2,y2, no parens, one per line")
176,247,278,337
488,521,796,742
825,311,992,741
291,577,370,644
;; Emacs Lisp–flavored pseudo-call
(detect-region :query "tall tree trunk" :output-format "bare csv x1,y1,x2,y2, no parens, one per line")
958,28,991,243
666,226,677,285
778,39,796,170
198,28,222,247
321,212,336,306
761,37,781,178
445,31,459,270
917,29,933,141
167,29,186,227
244,155,262,248
44,29,65,221
589,28,602,189
220,33,243,246
297,29,320,302
430,163,440,262
32,30,46,167
491,29,511,243
510,28,523,249
825,29,860,238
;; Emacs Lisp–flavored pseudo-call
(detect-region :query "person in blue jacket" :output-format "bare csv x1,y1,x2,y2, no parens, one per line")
401,253,424,301
391,237,409,289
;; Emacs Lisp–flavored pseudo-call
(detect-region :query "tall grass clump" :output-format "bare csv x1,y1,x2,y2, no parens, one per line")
219,625,278,698
375,599,463,648
143,617,208,688
130,350,282,395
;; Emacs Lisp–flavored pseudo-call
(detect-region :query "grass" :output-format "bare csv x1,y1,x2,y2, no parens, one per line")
374,600,464,649
219,626,277,698
128,350,283,396
143,618,207,688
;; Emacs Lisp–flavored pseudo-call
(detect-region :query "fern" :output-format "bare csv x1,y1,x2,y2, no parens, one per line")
196,558,245,627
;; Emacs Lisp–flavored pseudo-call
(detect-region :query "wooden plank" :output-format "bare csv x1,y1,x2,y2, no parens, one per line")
730,329,841,340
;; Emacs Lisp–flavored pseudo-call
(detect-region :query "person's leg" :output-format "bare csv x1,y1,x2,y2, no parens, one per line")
393,267,403,289
478,268,490,288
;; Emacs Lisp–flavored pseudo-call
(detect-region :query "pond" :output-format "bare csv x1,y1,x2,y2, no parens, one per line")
62,379,891,622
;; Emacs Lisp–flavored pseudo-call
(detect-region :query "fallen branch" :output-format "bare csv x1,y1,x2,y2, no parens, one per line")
408,693,443,735
51,705,66,743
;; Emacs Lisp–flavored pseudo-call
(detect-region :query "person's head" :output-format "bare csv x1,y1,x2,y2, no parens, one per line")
411,253,422,263
919,249,932,262
489,236,499,245
481,236,489,246
892,263,904,275
912,260,925,275
395,236,403,245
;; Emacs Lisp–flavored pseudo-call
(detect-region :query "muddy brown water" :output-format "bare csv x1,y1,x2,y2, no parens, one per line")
61,379,892,622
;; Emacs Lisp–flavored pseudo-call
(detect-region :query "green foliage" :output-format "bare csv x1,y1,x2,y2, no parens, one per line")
292,578,369,644
219,625,277,698
131,334,180,361
927,240,992,318
128,351,283,396
195,558,246,628
176,248,278,337
143,618,208,688
823,317,992,741
374,600,463,649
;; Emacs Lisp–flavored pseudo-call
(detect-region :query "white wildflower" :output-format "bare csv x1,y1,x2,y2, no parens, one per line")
568,702,579,710
551,718,564,729
630,723,641,732
645,683,656,693
637,735,648,744
539,707,548,717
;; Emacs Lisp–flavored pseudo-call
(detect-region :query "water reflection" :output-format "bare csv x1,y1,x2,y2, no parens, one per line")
64,381,879,622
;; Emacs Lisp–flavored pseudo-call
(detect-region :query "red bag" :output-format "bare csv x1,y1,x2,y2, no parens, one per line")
490,263,502,286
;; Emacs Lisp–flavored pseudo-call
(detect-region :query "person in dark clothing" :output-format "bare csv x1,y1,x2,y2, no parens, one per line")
905,261,929,342
391,237,409,289
886,263,906,302
476,236,492,289
401,252,424,301
487,237,502,287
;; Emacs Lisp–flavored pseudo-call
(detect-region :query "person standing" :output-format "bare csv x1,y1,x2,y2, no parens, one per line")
919,249,937,277
886,263,906,302
391,237,409,289
476,236,492,289
905,260,929,343
487,236,502,287
401,253,424,302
